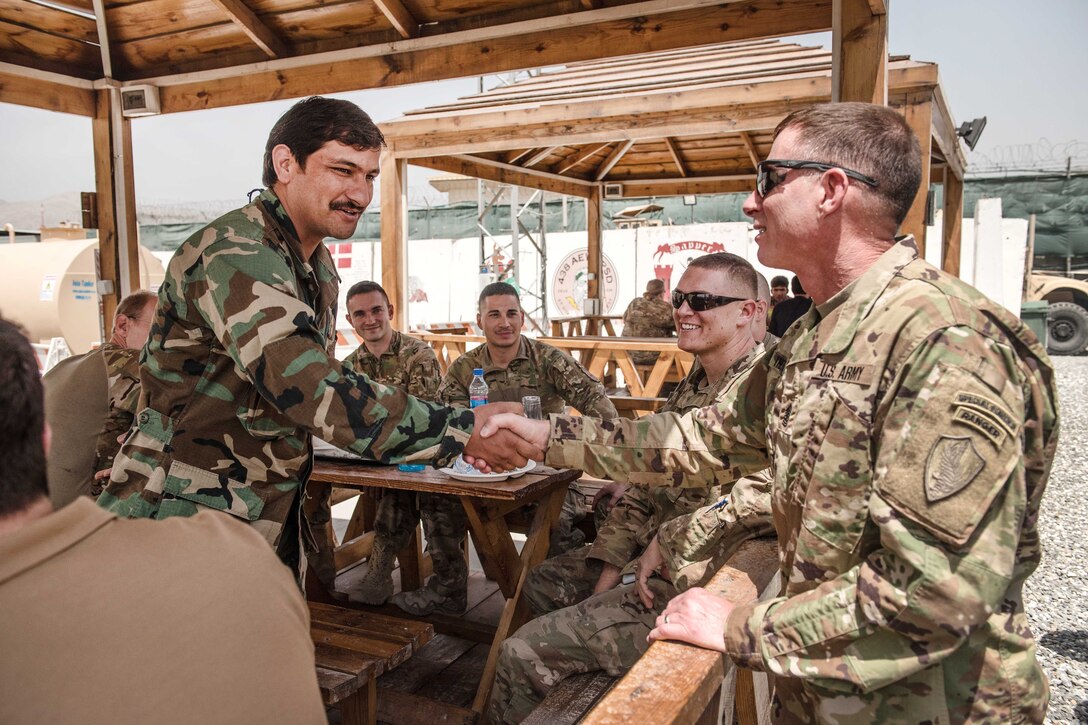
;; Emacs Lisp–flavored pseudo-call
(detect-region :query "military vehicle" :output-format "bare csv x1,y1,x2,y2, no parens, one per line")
1025,273,1088,355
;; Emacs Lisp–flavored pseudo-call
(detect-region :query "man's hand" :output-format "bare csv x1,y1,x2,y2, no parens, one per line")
479,413,549,454
94,467,111,481
592,562,623,594
635,535,669,608
647,587,735,653
464,402,537,473
592,482,628,512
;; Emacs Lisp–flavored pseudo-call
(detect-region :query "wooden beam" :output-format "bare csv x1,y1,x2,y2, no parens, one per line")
556,143,612,175
410,155,595,199
92,90,119,328
586,187,602,306
89,0,113,78
867,0,887,13
942,170,964,277
0,70,95,116
612,176,755,198
504,148,535,164
738,131,761,170
580,0,602,8
662,137,687,177
209,0,288,58
373,0,419,39
832,0,887,104
594,139,634,181
380,152,408,328
899,99,933,253
524,146,559,168
929,83,968,180
156,0,834,113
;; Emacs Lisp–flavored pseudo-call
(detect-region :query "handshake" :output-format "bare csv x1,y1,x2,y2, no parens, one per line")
462,402,550,472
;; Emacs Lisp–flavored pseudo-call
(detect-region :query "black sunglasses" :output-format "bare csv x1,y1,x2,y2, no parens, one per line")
756,159,878,198
670,290,749,312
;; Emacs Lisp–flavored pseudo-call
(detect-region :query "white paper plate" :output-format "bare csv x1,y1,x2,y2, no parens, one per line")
439,459,537,482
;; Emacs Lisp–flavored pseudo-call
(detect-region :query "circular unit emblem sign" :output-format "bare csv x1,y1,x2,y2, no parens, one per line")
551,249,619,316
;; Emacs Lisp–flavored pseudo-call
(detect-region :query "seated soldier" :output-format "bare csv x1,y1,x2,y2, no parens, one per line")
390,282,618,616
620,278,675,365
486,253,774,724
307,280,442,601
42,290,157,508
0,318,326,724
521,252,765,618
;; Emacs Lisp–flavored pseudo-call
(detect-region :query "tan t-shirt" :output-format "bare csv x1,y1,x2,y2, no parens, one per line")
0,498,326,725
42,347,109,506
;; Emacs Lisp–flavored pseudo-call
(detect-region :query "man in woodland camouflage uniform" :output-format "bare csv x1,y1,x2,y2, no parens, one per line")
621,278,675,365
331,280,443,602
486,253,772,723
98,97,531,576
44,290,156,507
481,103,1058,723
390,282,618,616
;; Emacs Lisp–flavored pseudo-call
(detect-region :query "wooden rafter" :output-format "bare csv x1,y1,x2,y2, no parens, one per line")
738,131,761,170
594,139,634,181
89,0,112,77
523,146,559,168
373,0,418,39
867,0,888,13
556,143,611,175
412,154,594,198
504,148,534,164
580,0,602,9
209,0,287,58
663,136,687,177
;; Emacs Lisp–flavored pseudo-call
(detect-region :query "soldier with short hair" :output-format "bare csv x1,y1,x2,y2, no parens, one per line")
390,282,618,616
98,97,530,577
481,102,1059,723
620,277,675,365
335,280,444,603
44,289,157,507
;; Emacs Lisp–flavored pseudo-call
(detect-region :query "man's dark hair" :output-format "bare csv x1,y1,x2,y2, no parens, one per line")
770,275,789,289
775,102,922,227
262,97,386,187
0,318,48,516
791,275,805,295
478,282,520,310
346,280,390,305
686,252,758,299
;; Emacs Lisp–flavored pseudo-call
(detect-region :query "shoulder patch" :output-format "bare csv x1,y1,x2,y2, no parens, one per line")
924,436,984,502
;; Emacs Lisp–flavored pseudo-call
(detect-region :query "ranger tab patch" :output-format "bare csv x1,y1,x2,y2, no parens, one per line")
924,436,984,502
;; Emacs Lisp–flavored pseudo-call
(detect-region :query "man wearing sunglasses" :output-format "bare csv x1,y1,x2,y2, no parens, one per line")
479,102,1057,723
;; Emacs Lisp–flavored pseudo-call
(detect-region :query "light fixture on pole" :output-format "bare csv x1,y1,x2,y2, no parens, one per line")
956,117,987,151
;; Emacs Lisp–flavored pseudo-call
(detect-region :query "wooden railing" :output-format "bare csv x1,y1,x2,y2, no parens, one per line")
549,315,623,337
583,538,779,725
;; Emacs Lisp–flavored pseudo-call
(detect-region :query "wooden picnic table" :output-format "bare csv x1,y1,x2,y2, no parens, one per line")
549,315,623,337
307,460,581,718
539,335,693,400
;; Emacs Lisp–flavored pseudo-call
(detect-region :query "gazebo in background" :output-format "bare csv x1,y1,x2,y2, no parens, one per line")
0,0,891,331
378,38,968,324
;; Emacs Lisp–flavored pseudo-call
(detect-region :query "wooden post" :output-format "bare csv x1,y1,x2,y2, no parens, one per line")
899,98,933,252
586,187,602,309
91,88,139,327
942,170,964,277
380,151,408,328
832,0,888,105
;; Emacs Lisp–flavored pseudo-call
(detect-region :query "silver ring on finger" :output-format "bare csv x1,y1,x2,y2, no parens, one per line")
664,614,671,625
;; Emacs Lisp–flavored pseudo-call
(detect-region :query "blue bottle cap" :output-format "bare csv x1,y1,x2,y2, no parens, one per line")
473,368,484,376
397,463,426,472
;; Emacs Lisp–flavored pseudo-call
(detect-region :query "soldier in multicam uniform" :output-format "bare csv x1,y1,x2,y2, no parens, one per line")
328,280,444,603
481,103,1059,724
486,253,773,723
389,282,618,616
44,290,157,507
98,97,531,576
620,278,675,365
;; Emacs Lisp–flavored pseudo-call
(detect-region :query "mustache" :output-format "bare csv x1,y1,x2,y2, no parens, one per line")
330,201,366,213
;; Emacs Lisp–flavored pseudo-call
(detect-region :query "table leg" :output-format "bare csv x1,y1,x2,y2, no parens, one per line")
469,485,567,715
338,677,377,725
397,523,425,592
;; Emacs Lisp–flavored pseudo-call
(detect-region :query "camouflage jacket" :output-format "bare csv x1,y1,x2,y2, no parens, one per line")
621,294,675,364
587,346,763,570
99,189,473,548
342,331,441,401
438,336,618,418
546,238,1059,723
94,343,142,493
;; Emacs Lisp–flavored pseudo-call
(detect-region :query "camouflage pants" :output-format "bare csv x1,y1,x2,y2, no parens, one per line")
420,484,587,596
487,576,677,724
522,544,602,617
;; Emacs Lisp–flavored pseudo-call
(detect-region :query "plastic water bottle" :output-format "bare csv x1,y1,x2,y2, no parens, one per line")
469,368,489,408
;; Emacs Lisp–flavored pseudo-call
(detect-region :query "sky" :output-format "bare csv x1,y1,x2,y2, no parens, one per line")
0,0,1085,206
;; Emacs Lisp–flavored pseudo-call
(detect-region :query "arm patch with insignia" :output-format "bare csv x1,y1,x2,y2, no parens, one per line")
877,365,1022,548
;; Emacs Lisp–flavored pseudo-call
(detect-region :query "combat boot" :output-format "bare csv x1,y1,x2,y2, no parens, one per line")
390,577,467,616
347,540,397,605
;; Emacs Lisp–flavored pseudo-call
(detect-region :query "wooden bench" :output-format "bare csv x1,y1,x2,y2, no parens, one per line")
582,538,779,725
309,601,435,725
609,395,667,418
